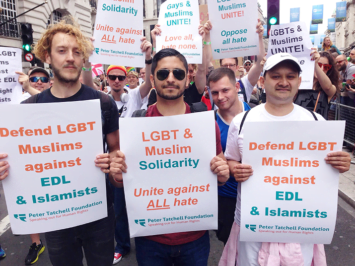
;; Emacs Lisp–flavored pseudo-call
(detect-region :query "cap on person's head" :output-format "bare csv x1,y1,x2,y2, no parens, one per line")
107,65,127,76
244,60,252,65
29,67,50,78
263,53,302,76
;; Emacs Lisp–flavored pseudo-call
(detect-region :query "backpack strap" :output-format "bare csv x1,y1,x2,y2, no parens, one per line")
308,110,318,121
98,92,112,133
214,109,218,121
190,102,208,113
132,109,147,117
239,110,251,135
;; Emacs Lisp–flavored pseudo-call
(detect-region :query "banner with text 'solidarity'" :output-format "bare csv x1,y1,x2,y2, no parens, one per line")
90,0,144,67
120,112,218,237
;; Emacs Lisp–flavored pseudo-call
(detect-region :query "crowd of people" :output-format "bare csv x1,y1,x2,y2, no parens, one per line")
0,15,353,266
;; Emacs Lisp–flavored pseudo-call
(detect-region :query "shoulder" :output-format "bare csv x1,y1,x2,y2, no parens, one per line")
293,104,325,121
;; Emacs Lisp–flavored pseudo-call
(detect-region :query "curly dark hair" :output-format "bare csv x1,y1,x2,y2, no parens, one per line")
314,51,340,93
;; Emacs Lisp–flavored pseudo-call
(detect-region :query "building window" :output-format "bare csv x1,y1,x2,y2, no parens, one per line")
156,0,167,17
143,0,145,18
0,0,20,38
47,10,63,27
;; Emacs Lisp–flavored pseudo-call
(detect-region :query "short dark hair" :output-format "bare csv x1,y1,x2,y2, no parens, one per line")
207,68,236,87
152,48,188,75
219,58,238,66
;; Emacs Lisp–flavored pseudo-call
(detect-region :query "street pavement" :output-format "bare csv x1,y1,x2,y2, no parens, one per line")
0,150,355,265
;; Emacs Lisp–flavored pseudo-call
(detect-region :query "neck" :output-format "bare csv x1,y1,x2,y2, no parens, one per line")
129,84,137,89
111,88,124,101
156,95,186,116
264,101,294,116
218,99,243,124
51,79,81,98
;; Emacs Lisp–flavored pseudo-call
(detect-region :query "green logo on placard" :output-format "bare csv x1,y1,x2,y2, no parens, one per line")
135,219,146,227
246,224,256,232
214,49,220,53
14,214,26,222
95,48,99,55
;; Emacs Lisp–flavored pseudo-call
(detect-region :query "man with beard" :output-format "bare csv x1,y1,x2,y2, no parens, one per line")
109,48,230,265
1,17,122,266
336,54,355,106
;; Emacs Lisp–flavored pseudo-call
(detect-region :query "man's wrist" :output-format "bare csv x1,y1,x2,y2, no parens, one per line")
145,58,153,64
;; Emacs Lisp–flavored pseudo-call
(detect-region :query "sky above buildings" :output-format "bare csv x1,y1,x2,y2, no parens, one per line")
258,0,343,34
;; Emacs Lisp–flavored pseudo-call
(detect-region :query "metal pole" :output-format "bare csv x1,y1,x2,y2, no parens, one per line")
0,1,47,27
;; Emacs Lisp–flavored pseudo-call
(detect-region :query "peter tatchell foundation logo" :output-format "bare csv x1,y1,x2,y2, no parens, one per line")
135,219,146,227
246,224,256,232
95,48,99,55
14,214,26,222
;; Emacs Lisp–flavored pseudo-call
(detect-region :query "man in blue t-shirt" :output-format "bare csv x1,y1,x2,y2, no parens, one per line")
208,68,251,245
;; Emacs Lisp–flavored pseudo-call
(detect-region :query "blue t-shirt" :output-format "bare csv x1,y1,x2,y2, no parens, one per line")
217,102,251,198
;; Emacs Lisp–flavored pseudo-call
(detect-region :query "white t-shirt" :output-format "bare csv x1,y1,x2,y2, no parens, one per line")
22,92,31,101
224,104,325,226
236,75,254,103
115,86,148,118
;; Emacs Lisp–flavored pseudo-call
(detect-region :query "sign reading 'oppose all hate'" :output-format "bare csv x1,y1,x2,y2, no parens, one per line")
0,100,107,234
240,121,345,244
207,0,259,59
120,112,218,238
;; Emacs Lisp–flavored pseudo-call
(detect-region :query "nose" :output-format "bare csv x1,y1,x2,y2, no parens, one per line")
280,76,288,86
166,71,175,82
67,50,75,62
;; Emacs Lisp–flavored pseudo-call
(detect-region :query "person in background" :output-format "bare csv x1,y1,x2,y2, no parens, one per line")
243,60,252,74
322,36,341,55
93,77,101,90
139,67,146,81
17,67,51,101
294,50,338,119
336,54,355,107
349,48,355,64
126,67,140,89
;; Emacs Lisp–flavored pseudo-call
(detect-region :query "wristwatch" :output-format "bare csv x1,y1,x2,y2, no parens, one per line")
145,58,153,65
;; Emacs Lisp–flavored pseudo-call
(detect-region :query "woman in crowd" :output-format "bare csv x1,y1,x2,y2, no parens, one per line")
294,50,339,119
322,36,341,55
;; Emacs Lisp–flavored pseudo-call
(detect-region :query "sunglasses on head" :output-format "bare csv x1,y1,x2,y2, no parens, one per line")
29,77,49,83
318,63,332,71
156,69,186,81
108,75,126,81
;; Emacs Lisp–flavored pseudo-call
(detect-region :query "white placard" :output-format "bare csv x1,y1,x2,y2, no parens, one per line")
240,121,345,244
90,0,144,67
207,0,259,59
156,0,202,64
0,48,23,104
120,111,218,237
0,100,107,234
267,22,314,90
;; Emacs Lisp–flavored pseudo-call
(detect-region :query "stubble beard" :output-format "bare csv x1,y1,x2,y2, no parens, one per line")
51,64,81,86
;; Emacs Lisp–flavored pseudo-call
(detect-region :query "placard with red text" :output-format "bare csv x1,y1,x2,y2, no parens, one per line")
0,100,107,234
156,0,202,64
240,121,345,243
90,0,144,66
120,111,218,237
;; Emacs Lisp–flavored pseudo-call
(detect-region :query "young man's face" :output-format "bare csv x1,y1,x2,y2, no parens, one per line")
151,56,187,100
210,76,239,111
45,32,83,84
107,69,126,92
127,73,138,88
220,58,238,74
29,72,50,92
261,63,301,105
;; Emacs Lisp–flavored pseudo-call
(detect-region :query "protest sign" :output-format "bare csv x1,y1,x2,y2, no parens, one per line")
207,0,259,59
120,112,218,237
336,1,347,22
156,0,202,64
310,24,318,34
240,121,345,244
267,22,314,90
91,63,104,78
0,100,107,234
328,18,336,32
312,5,323,24
263,25,267,38
290,8,300,23
199,4,209,24
90,0,144,67
0,48,23,104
